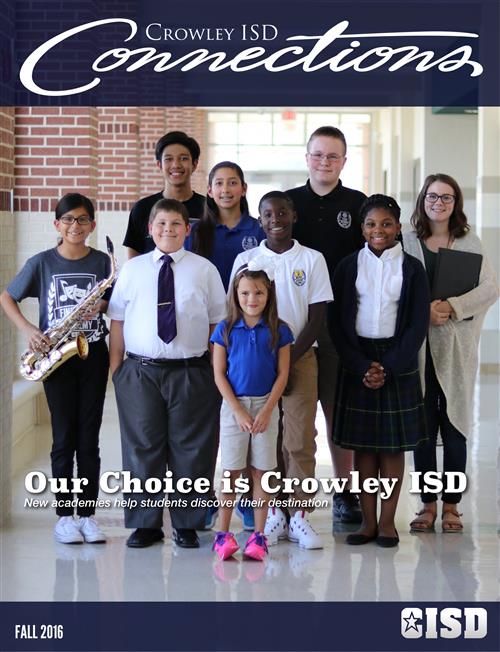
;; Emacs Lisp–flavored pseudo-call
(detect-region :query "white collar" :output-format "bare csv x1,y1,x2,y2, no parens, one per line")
363,241,403,261
153,247,187,264
259,239,300,257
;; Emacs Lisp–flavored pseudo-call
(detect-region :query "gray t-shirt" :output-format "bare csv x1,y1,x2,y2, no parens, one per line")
7,247,111,343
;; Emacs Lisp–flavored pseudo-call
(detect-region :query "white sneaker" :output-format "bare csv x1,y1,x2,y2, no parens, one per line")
288,511,323,549
78,516,106,543
264,507,288,546
54,516,84,544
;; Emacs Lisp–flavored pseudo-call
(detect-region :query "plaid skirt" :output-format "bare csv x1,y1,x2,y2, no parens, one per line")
333,337,428,453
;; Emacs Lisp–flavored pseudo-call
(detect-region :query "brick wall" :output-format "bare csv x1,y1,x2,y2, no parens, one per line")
97,107,140,212
0,108,14,526
138,107,167,198
11,106,208,281
14,106,100,291
14,107,207,214
14,107,99,213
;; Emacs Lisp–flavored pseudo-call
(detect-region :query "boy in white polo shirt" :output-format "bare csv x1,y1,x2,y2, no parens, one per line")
230,191,333,549
108,198,226,549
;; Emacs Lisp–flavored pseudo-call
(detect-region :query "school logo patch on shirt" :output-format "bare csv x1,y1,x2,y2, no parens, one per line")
292,269,306,286
337,211,352,229
241,235,259,251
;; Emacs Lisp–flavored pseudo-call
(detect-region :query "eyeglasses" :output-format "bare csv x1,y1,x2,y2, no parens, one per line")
424,193,455,204
59,216,93,225
307,153,344,163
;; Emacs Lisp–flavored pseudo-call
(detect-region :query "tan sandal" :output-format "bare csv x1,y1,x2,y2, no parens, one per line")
442,509,463,533
410,509,437,532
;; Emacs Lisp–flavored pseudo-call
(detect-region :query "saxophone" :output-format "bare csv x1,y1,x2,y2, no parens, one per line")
19,237,117,382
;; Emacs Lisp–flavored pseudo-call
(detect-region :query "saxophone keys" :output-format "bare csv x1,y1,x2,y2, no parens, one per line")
49,350,63,363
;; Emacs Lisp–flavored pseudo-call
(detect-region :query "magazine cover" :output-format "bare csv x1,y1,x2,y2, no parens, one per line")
0,1,499,651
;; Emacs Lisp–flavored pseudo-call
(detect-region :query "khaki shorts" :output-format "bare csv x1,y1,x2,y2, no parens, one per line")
220,395,279,471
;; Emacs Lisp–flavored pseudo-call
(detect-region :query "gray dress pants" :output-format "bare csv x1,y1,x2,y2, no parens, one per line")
113,355,221,529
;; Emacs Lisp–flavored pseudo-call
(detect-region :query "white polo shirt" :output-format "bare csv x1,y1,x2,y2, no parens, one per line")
108,247,227,359
355,242,403,338
230,240,333,340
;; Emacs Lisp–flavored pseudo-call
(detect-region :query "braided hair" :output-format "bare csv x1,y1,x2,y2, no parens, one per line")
359,194,401,223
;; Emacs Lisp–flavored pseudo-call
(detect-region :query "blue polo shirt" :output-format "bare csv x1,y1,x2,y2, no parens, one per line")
211,318,294,396
185,213,264,290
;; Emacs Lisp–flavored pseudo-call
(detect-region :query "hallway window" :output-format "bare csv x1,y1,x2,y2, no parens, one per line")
207,109,371,214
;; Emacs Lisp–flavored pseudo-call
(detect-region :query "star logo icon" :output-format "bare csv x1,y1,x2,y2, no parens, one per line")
403,610,420,633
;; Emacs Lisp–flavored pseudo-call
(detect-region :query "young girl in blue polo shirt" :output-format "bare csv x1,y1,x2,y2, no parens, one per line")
186,161,264,290
210,261,293,560
187,161,265,533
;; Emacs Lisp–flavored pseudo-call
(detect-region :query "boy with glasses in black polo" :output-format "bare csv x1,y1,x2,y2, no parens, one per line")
287,126,367,524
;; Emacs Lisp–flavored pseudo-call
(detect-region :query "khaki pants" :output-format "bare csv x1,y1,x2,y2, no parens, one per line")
280,348,318,513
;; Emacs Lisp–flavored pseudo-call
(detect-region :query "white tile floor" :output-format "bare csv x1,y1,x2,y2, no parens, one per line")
1,375,498,602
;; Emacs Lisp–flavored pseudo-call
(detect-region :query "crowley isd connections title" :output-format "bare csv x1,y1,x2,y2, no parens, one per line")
19,19,483,97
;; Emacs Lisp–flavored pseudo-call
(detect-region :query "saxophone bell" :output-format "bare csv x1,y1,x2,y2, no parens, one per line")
20,333,89,381
74,332,89,360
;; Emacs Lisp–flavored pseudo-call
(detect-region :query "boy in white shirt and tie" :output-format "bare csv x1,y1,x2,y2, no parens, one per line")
108,199,226,549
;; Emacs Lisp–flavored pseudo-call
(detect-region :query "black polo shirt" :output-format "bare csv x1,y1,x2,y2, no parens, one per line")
123,190,206,254
288,180,366,277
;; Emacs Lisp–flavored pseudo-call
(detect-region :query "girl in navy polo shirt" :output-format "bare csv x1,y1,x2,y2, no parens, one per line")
187,161,265,532
210,261,293,560
186,161,264,290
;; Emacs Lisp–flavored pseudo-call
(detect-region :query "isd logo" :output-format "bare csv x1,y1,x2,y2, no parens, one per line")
241,235,259,251
292,269,306,286
401,607,487,639
337,210,352,228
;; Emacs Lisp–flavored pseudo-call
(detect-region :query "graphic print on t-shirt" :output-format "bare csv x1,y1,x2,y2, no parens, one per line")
47,273,104,342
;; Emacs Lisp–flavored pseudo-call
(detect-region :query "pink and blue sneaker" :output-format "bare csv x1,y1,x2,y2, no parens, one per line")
243,532,268,561
212,531,240,561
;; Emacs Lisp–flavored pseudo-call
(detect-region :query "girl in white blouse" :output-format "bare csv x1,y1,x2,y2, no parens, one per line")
330,195,430,547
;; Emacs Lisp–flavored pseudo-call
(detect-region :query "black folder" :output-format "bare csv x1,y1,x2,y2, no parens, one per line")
432,248,482,300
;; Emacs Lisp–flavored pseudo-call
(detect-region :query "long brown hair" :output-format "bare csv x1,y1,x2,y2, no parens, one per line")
224,269,282,350
410,173,470,240
192,161,249,258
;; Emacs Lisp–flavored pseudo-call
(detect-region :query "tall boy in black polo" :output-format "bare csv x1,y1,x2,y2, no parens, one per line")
123,131,206,258
287,126,366,524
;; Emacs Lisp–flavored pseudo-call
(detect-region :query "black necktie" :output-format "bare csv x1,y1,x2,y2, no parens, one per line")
157,255,177,344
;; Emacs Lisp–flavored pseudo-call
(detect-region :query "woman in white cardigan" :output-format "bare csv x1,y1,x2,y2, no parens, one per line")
403,173,498,533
